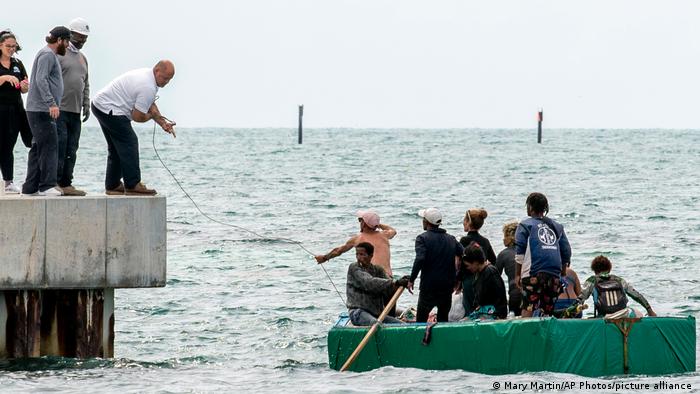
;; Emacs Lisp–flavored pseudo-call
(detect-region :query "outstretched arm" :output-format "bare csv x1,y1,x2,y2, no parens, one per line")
132,103,176,137
315,235,357,264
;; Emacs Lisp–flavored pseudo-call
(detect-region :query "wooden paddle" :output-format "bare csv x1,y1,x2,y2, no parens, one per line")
340,286,404,372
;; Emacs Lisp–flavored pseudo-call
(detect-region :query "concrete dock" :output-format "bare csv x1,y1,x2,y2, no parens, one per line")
0,195,166,358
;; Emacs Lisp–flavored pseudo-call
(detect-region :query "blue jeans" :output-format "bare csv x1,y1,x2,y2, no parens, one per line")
56,111,82,187
349,309,403,326
22,111,58,193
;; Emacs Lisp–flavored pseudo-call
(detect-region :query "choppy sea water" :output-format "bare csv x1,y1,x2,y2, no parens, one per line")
1,128,698,393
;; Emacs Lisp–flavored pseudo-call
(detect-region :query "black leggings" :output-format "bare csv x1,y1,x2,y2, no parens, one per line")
0,104,21,181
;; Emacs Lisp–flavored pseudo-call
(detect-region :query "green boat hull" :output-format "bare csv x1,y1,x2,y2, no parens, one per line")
328,316,696,376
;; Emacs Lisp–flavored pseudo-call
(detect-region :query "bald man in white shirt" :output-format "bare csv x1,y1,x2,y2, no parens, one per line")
91,60,175,195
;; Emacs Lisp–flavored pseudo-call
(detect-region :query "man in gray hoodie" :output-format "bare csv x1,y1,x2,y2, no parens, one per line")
22,26,70,196
56,18,90,196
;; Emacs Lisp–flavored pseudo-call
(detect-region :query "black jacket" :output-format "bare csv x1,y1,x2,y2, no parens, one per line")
410,227,463,292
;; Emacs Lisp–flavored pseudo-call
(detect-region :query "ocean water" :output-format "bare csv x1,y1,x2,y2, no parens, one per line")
0,127,698,393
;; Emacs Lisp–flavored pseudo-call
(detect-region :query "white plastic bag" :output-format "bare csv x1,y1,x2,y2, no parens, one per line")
448,293,466,322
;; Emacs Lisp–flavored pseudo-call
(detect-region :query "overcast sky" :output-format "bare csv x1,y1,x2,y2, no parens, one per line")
12,1,700,128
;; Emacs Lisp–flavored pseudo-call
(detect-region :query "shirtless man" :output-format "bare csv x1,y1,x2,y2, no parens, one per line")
315,210,397,276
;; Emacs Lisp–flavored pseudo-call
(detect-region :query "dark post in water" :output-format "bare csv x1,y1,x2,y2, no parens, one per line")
537,108,543,144
298,105,304,144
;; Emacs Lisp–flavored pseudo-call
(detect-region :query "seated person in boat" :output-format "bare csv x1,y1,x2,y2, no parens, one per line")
462,243,508,319
553,264,582,318
569,255,657,318
346,242,409,326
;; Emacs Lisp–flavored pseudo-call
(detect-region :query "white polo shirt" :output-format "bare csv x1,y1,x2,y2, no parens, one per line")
92,68,158,120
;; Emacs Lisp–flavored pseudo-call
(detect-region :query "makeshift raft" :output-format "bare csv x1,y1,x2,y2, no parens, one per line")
327,314,696,376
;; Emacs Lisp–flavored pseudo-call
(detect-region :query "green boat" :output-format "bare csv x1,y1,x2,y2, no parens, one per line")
328,314,696,376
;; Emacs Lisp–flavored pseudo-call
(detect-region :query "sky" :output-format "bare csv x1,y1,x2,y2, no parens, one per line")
11,1,700,129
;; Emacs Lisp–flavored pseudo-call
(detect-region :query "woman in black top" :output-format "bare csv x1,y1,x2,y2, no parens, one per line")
463,243,507,319
458,208,497,312
0,30,30,194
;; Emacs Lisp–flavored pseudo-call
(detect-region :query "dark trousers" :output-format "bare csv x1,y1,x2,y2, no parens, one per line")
0,105,21,181
56,111,82,187
22,111,58,193
91,104,141,189
416,289,452,323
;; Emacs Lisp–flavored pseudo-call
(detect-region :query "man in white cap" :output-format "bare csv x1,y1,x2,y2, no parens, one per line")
315,209,397,276
408,207,464,322
56,17,90,196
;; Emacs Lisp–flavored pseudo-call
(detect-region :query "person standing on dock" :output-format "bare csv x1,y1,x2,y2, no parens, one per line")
315,209,397,276
91,60,176,195
55,17,91,196
408,208,464,322
0,30,30,194
21,26,72,196
514,192,572,317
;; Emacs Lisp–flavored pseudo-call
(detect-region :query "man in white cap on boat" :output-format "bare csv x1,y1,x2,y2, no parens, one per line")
408,207,463,322
315,209,397,276
56,17,90,196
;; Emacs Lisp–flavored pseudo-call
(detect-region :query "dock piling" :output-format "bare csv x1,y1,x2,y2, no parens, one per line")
0,196,166,358
537,108,543,143
298,105,304,144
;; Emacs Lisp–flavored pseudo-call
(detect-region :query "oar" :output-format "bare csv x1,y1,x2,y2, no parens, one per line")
340,286,404,372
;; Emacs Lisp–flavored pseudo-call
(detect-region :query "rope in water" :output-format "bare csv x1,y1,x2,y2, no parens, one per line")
150,122,347,307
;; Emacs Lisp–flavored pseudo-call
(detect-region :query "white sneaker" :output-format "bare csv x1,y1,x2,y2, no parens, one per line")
39,187,63,197
4,182,20,194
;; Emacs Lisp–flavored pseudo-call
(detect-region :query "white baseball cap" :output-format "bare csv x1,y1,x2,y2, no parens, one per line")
69,17,90,36
418,208,442,225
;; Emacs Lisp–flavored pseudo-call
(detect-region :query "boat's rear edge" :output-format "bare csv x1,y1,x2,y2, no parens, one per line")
327,316,696,376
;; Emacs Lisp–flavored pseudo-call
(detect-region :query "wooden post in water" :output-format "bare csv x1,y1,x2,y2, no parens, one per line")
537,108,543,143
298,105,304,144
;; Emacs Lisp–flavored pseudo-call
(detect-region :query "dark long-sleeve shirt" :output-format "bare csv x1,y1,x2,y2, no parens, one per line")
496,245,518,297
410,228,463,293
460,231,497,263
458,231,497,283
473,264,508,319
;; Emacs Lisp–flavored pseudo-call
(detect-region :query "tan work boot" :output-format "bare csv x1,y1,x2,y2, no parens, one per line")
61,185,87,196
105,182,125,195
125,182,157,196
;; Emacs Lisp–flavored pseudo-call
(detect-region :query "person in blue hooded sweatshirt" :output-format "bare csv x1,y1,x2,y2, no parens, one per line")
514,192,572,317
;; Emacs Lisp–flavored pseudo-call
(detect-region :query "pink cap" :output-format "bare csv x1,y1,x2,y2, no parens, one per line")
357,210,380,229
